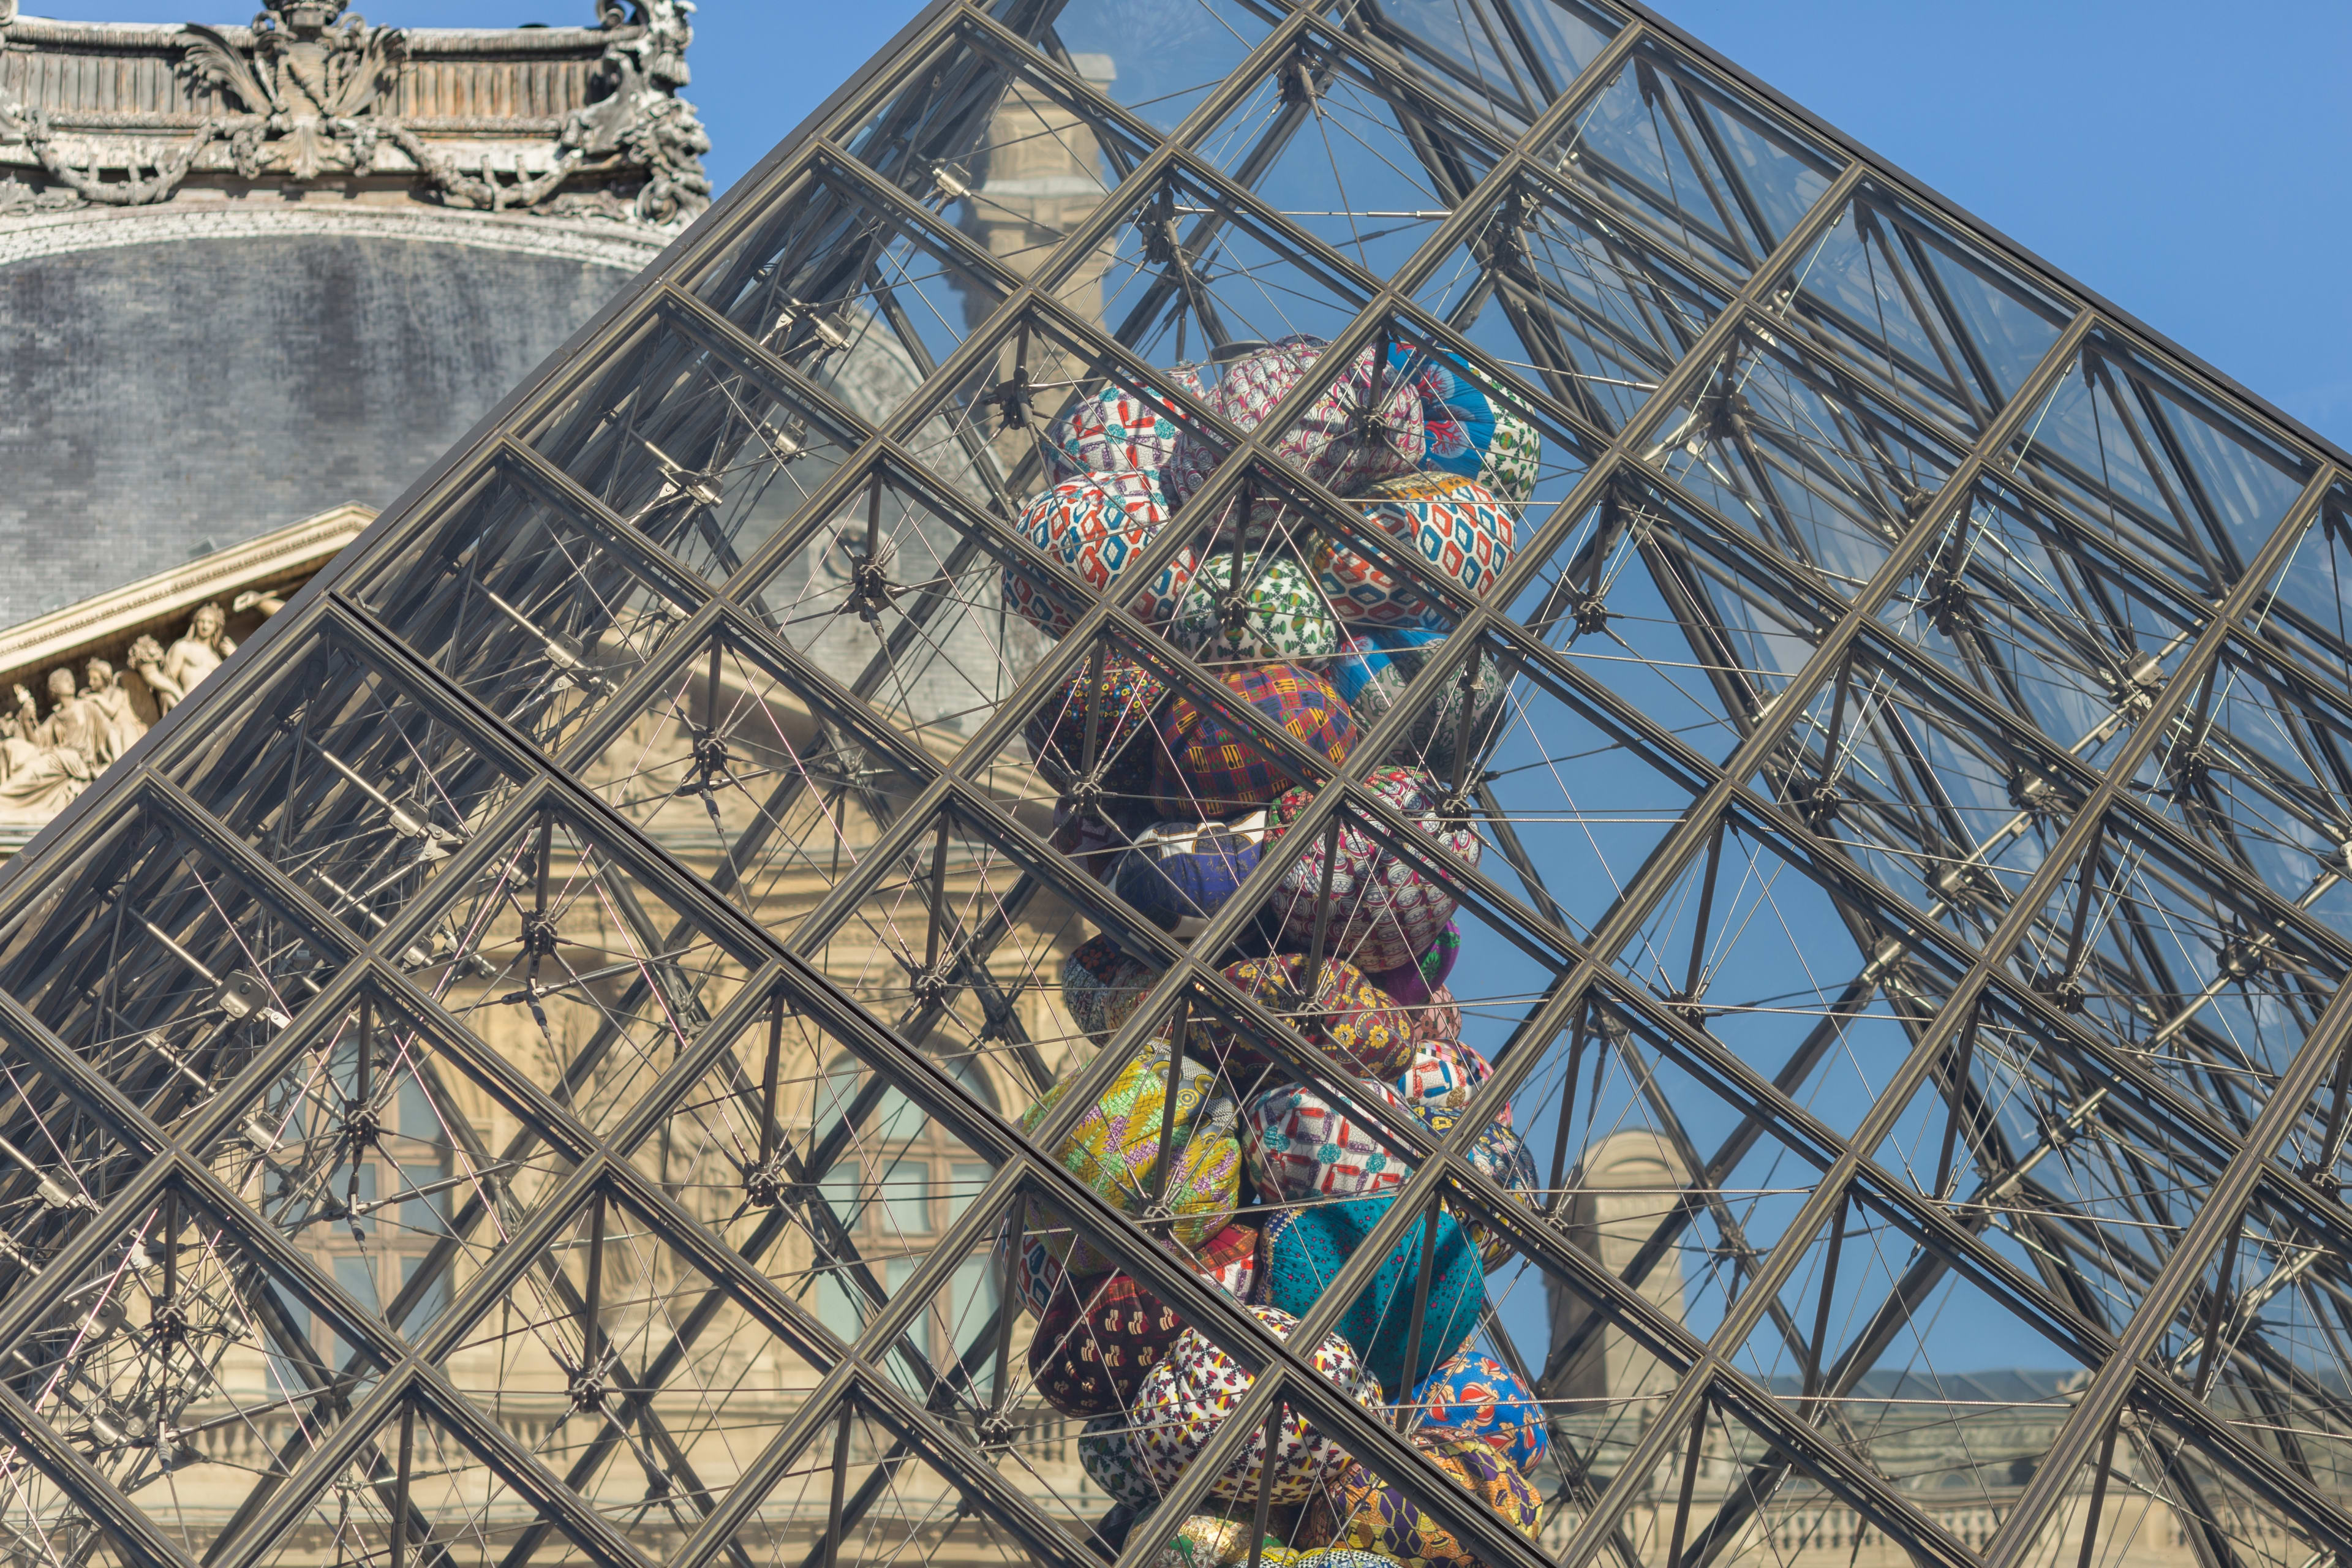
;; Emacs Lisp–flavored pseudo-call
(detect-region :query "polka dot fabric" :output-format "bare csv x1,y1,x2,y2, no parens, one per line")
1044,388,1184,481
1207,954,1416,1079
1170,338,1425,501
1131,1304,1383,1504
1410,1352,1550,1477
1006,472,1197,639
1267,769,1482,973
1174,554,1340,663
1327,1427,1543,1568
1242,1077,1418,1204
1152,663,1357,818
1262,1194,1482,1396
1311,475,1516,631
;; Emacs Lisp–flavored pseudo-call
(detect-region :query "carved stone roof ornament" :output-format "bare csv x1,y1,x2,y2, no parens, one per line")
0,0,707,225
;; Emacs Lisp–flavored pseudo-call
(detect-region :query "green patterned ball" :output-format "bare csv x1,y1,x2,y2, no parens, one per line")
1479,410,1542,507
1174,552,1340,662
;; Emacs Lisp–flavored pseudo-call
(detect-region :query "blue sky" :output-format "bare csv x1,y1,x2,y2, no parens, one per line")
31,1,2352,446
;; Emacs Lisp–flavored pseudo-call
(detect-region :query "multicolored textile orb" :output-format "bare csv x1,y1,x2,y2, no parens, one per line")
1478,409,1542,506
1152,663,1358,818
1045,387,1185,481
1311,474,1516,631
1411,982,1464,1046
1368,918,1461,1009
1425,1106,1539,1270
1266,769,1482,973
1131,1304,1384,1504
1006,472,1197,639
1207,954,1417,1079
1174,554,1341,663
1025,654,1169,801
1242,1077,1419,1204
1326,628,1510,782
996,1219,1076,1317
1020,1048,1241,1265
1327,1427,1544,1568
1115,816,1267,938
1393,1036,1500,1125
1409,1352,1550,1476
1262,1195,1482,1396
1080,1413,1163,1507
1169,337,1425,502
1062,936,1167,1046
1153,1516,1278,1568
1390,347,1496,483
1031,1270,1189,1417
1177,1221,1262,1303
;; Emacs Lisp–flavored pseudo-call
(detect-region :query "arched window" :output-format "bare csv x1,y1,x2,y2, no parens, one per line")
810,1053,1001,1385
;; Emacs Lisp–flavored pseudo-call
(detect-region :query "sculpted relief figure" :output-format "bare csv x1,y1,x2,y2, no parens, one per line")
0,669,97,820
81,658,146,765
132,603,236,714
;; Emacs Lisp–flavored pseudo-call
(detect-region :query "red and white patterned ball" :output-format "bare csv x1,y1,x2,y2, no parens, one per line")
1004,472,1197,638
1242,1077,1419,1204
1130,1304,1383,1504
1265,769,1483,973
1168,338,1424,503
1311,473,1518,630
1044,388,1185,482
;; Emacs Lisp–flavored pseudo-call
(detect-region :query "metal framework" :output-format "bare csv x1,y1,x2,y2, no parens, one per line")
1,2,2350,1567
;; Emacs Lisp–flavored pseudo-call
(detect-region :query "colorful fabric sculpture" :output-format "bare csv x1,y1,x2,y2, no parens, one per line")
1177,1221,1262,1303
1327,1426,1543,1568
1046,387,1185,481
1206,954,1417,1079
1152,663,1357,818
1384,347,1541,507
1169,337,1425,502
1174,554,1341,663
1080,1413,1163,1507
1311,474,1516,631
1267,769,1482,973
1242,1077,1419,1204
1424,1106,1539,1270
1025,654,1169,802
997,1219,1073,1317
1261,1195,1482,1396
1393,1036,1500,1125
1031,1271,1189,1417
1477,410,1541,507
1130,1304,1383,1504
1115,815,1266,937
1020,1048,1241,1271
1006,472,1197,639
1326,630,1510,781
1152,1517,1274,1568
1411,982,1464,1046
1063,936,1167,1046
1369,918,1461,1008
1409,1352,1550,1476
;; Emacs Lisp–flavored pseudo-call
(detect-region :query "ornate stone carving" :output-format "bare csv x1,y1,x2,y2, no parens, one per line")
129,603,236,714
0,1,707,225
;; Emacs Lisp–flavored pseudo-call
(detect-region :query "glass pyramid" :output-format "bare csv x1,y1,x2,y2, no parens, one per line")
2,3,2349,1567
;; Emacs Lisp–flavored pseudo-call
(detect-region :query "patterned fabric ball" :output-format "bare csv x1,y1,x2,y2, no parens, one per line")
1390,347,1496,483
1410,1352,1550,1476
1327,1427,1544,1567
1369,918,1461,1009
1262,1196,1482,1396
1267,770,1482,973
1025,654,1169,802
1477,410,1541,506
996,1219,1076,1317
1154,1516,1275,1568
1131,1304,1383,1504
1006,472,1197,639
1031,1271,1189,1416
1425,1106,1539,1270
1116,815,1267,937
1177,1221,1262,1303
1080,1413,1163,1507
1170,337,1425,502
1207,954,1417,1079
1393,1037,1501,1125
1326,630,1510,782
1411,982,1464,1046
1045,388,1185,481
1311,475,1517,631
1174,554,1341,663
1020,1048,1241,1265
1063,936,1167,1047
1242,1077,1419,1204
1152,664,1359,818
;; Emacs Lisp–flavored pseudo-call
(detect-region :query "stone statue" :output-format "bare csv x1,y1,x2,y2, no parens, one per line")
80,657,146,764
132,603,235,713
0,668,97,819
